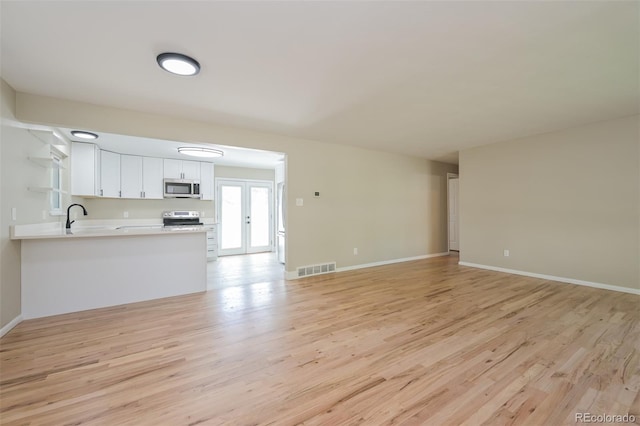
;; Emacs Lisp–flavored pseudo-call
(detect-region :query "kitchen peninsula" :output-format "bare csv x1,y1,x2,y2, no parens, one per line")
11,223,208,319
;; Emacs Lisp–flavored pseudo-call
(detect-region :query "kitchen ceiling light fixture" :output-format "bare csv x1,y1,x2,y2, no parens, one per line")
71,130,98,140
157,52,200,76
177,147,224,158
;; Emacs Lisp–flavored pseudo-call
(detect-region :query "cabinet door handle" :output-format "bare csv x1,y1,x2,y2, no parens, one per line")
119,190,122,198
100,189,103,196
141,191,144,198
143,191,146,198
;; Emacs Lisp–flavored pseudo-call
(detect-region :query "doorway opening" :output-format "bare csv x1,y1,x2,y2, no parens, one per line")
447,173,459,252
216,178,274,256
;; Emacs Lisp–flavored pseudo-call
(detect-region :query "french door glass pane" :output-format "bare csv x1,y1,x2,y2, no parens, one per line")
221,186,242,250
250,187,270,247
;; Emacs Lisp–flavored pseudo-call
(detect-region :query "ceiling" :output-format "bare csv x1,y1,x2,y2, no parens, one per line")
1,1,638,165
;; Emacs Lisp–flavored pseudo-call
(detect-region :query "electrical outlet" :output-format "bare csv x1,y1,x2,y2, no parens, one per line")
296,198,304,207
201,211,206,217
11,207,17,221
504,249,510,257
123,211,129,218
354,248,358,255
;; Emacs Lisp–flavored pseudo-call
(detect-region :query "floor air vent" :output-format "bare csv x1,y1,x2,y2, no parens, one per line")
297,262,336,278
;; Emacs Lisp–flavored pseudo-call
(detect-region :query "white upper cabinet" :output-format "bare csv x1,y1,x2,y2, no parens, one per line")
121,155,164,199
100,150,121,198
142,157,164,199
120,155,143,199
71,142,100,196
163,159,183,180
164,159,201,180
200,162,214,201
72,143,213,201
182,161,200,180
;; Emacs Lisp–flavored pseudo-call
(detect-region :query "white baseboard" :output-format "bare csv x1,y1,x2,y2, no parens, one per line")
285,252,450,280
336,252,451,273
0,315,23,338
458,261,640,296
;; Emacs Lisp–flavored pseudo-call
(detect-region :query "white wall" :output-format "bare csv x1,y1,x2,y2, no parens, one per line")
1,81,74,329
459,115,639,291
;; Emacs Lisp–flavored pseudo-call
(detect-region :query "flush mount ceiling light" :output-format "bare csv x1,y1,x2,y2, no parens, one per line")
71,130,98,140
177,147,224,158
157,52,200,76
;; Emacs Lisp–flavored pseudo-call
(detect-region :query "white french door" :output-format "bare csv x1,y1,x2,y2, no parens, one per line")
217,179,273,256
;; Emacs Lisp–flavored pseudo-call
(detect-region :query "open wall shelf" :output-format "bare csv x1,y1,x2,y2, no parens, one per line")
28,186,68,194
28,156,66,169
28,129,68,147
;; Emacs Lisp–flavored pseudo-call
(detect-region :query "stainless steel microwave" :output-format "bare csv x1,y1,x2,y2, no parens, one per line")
163,179,201,199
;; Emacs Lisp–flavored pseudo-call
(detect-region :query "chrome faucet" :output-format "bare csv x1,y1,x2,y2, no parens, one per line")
66,203,88,229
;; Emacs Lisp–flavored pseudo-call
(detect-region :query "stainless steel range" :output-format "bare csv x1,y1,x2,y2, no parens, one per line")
162,210,203,227
162,211,217,261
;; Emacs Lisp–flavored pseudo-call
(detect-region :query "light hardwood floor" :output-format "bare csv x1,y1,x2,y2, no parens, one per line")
208,252,284,289
1,254,639,425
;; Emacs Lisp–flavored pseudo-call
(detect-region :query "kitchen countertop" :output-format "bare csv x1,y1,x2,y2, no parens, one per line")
18,221,210,319
11,222,212,240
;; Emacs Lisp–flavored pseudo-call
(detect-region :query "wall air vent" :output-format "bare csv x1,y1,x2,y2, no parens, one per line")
297,262,336,278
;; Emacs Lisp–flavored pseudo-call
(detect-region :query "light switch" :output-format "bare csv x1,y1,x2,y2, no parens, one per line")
296,198,304,207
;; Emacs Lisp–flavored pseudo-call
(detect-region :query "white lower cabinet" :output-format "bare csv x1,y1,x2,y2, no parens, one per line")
207,225,218,261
